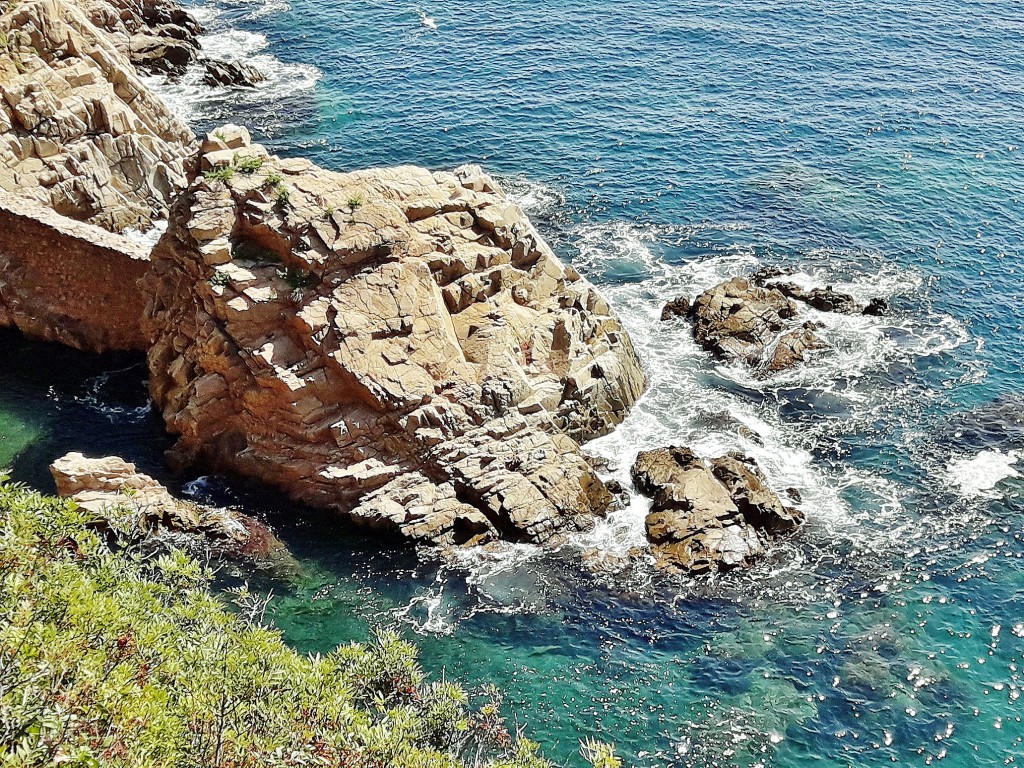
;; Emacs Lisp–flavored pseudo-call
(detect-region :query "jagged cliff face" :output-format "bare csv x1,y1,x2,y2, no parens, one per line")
143,128,647,547
0,0,194,233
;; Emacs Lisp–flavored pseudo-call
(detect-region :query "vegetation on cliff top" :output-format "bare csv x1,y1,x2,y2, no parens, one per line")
0,480,619,768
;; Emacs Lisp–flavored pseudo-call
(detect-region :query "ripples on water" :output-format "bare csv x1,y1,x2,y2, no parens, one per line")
3,0,1024,765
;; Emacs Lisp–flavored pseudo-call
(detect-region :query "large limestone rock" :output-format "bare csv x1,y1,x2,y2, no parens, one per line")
50,451,289,565
0,0,195,233
688,276,803,368
142,128,646,547
632,447,803,574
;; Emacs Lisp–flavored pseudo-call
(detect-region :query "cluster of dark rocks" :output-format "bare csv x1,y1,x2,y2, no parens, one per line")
624,268,892,573
126,0,204,76
661,267,889,375
629,446,804,574
202,58,266,88
121,0,265,87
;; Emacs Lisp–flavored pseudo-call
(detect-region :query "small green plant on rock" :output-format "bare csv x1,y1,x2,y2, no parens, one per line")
277,265,315,289
275,184,290,207
347,194,364,210
234,155,264,174
263,170,283,187
203,165,235,184
209,270,231,287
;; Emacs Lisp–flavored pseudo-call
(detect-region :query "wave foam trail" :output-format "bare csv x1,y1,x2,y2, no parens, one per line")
144,5,321,126
498,175,566,221
417,10,438,30
947,449,1020,499
216,0,291,21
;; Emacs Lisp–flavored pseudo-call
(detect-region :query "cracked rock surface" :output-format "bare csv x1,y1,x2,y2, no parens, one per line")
142,127,647,548
0,0,195,232
632,446,804,574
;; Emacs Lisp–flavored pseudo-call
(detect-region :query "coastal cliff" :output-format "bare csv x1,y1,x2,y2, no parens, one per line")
142,130,646,546
0,0,806,571
0,0,194,233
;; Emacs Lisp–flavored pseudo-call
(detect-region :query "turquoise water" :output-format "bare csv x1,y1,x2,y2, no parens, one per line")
5,0,1024,765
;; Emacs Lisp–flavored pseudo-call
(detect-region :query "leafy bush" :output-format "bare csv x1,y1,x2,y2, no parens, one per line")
0,481,619,768
204,166,236,184
234,156,264,174
263,170,283,188
276,266,315,290
210,270,231,287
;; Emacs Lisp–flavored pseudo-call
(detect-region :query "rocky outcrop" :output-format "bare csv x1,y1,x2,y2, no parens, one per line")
0,0,194,233
0,196,150,351
141,127,646,548
764,323,825,374
81,0,202,76
662,270,887,374
688,276,804,368
632,447,803,574
50,451,290,565
202,59,265,89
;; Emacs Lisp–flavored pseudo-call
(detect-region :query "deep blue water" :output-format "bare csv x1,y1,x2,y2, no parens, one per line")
4,0,1024,765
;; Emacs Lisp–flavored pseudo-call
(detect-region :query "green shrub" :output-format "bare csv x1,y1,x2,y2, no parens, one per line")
263,170,283,188
347,195,363,210
0,480,617,768
234,156,264,174
276,266,315,290
203,166,236,184
275,185,291,207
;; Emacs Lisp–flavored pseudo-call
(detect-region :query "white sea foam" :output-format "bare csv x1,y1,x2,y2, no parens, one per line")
947,449,1020,499
498,175,566,219
74,369,152,425
122,219,167,250
144,10,321,126
218,0,291,21
417,10,438,30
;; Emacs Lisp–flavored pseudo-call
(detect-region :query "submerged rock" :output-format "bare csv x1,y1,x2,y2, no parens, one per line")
142,127,646,548
631,446,803,574
202,58,266,88
50,452,291,567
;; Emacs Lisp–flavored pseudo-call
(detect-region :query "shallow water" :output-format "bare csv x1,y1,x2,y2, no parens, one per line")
4,0,1024,765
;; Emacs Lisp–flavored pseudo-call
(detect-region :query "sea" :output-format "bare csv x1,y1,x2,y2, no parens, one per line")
2,1,1023,765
